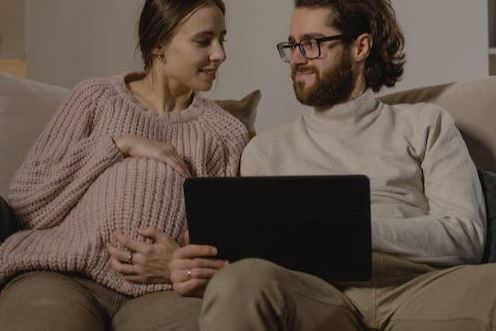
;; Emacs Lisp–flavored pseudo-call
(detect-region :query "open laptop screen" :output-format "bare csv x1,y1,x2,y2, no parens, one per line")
184,175,371,282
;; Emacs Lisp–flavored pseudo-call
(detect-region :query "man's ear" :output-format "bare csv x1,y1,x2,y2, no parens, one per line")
353,33,373,63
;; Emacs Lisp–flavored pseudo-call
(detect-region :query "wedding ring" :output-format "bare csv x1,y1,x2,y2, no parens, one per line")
187,269,192,280
127,252,133,264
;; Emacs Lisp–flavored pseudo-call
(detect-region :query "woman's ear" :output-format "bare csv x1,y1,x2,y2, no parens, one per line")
353,33,373,63
151,43,166,56
151,45,167,64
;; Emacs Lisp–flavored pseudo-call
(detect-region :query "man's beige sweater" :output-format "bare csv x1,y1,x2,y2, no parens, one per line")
1,73,249,296
241,90,486,267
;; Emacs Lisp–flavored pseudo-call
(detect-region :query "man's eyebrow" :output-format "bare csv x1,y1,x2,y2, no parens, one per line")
301,33,327,39
288,33,327,42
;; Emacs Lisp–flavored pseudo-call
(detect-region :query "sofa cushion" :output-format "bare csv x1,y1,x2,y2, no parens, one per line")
0,195,19,243
0,73,69,197
479,170,496,263
380,77,496,172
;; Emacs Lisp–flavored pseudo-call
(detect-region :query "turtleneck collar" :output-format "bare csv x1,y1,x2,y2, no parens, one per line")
303,89,380,132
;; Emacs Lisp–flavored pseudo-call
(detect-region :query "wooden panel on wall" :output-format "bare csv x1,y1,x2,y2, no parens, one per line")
0,58,26,78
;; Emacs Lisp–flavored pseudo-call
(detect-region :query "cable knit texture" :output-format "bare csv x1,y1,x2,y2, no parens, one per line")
1,72,249,296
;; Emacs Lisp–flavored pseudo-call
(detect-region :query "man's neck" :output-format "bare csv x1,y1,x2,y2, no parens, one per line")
314,77,367,113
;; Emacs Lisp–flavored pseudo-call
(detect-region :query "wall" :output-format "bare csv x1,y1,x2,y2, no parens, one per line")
25,0,143,87
392,0,489,92
212,0,490,131
25,0,489,131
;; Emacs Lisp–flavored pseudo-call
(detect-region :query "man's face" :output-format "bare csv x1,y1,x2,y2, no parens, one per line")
289,7,355,108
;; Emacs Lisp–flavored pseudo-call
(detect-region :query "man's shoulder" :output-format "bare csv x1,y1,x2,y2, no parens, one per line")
241,118,301,176
382,101,453,127
385,100,448,117
246,118,300,153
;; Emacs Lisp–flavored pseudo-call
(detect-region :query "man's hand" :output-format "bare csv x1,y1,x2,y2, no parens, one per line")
113,135,191,177
215,89,262,134
169,231,229,297
107,227,179,284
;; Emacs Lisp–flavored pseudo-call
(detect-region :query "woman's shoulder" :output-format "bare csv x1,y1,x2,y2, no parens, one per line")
197,95,246,128
72,76,113,92
69,74,128,101
196,94,249,145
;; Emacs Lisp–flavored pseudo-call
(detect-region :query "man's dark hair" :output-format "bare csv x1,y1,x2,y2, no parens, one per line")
138,0,226,71
295,0,405,92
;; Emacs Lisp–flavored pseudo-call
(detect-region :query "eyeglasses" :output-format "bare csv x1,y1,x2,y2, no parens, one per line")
276,35,344,63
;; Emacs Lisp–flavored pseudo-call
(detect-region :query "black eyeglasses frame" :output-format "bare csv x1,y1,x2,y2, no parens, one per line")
276,35,344,63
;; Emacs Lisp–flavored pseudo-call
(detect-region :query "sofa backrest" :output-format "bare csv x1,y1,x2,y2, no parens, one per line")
380,77,496,172
0,73,70,197
0,74,495,197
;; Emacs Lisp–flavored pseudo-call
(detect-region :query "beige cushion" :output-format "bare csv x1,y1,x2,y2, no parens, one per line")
1,74,494,196
0,73,69,197
381,77,496,172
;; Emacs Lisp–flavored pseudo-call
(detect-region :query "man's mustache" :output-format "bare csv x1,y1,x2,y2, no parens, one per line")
291,65,318,80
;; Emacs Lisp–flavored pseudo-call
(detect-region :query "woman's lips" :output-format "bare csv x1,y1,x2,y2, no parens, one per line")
200,69,217,81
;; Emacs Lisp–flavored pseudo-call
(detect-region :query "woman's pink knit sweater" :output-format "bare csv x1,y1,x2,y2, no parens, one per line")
0,73,249,296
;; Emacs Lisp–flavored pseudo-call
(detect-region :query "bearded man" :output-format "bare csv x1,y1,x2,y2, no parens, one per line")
196,1,496,330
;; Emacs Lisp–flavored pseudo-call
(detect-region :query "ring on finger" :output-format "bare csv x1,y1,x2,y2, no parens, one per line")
186,268,192,280
127,252,134,264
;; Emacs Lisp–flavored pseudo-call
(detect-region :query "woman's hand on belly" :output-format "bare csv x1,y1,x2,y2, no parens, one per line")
106,227,179,284
113,135,191,177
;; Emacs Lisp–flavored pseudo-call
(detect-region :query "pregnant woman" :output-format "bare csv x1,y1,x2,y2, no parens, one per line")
0,0,253,330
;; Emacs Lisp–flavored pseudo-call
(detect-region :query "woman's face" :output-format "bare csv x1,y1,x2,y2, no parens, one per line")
159,4,227,92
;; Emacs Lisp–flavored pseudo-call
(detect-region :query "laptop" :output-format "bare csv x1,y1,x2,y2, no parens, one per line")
183,175,371,282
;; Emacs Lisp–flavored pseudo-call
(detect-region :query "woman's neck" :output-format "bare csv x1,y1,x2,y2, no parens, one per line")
128,68,194,113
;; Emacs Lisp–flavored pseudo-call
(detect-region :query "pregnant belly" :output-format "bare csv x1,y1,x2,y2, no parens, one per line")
75,157,187,243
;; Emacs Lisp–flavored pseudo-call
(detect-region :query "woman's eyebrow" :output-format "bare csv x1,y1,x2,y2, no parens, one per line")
192,29,227,37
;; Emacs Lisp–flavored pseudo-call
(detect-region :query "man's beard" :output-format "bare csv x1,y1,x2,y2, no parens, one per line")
291,51,355,109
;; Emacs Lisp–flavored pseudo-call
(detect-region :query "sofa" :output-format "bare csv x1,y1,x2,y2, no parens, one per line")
0,73,495,260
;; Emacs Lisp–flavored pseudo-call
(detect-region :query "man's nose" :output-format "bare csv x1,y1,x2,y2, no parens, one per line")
289,47,307,66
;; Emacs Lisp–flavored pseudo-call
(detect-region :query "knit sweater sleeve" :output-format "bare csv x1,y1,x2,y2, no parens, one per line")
202,99,250,177
372,107,486,266
7,79,123,230
224,125,250,177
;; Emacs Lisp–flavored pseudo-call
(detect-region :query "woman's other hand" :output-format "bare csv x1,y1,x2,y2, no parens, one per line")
113,135,191,177
169,231,229,297
107,227,179,284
